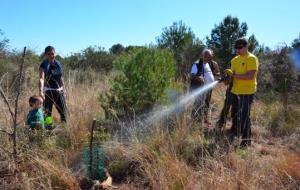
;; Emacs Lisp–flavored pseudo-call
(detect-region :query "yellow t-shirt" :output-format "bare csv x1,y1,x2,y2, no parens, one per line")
230,53,259,95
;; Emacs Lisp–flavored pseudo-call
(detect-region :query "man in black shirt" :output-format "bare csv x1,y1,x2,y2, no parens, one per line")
39,46,67,122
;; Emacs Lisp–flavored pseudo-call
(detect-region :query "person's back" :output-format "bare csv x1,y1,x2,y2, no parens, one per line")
26,95,44,129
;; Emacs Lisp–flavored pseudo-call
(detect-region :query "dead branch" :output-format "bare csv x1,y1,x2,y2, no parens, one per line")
0,86,15,121
0,128,12,135
0,72,8,84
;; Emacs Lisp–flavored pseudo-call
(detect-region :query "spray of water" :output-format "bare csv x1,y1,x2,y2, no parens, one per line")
112,81,219,141
145,81,219,125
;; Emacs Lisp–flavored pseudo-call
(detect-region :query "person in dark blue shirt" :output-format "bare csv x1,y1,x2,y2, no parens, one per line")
39,46,67,122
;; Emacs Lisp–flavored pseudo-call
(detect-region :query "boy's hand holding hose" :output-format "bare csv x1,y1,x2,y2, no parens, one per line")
224,69,234,76
218,69,234,85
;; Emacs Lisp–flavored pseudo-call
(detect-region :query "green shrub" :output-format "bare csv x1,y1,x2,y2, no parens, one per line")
99,48,176,119
63,46,115,73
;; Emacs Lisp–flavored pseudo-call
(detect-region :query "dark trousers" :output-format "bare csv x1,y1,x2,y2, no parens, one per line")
230,94,254,146
217,84,233,127
44,90,67,122
191,89,212,122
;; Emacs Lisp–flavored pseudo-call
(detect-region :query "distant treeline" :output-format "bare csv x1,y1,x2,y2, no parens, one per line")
0,15,299,96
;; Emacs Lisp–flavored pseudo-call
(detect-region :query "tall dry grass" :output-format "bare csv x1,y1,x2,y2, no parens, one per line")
0,73,300,189
0,72,109,189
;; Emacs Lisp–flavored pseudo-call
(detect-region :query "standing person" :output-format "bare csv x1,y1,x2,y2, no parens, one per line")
190,49,220,124
216,67,233,128
39,46,68,122
226,38,259,147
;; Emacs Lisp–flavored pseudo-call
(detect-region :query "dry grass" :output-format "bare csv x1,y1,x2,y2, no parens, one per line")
0,75,108,189
274,151,300,187
34,157,79,190
0,74,300,189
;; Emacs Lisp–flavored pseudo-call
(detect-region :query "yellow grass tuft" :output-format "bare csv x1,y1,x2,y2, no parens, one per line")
34,157,79,190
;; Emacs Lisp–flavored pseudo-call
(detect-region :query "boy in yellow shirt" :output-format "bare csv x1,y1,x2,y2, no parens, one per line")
225,38,259,148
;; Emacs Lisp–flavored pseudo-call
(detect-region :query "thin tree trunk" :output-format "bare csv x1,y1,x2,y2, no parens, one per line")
13,46,26,158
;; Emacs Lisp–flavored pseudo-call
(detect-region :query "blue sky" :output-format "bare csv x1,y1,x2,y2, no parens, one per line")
1,0,299,56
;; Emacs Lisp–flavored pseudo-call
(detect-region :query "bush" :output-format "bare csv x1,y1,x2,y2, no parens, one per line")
63,46,115,73
257,48,300,104
99,48,176,119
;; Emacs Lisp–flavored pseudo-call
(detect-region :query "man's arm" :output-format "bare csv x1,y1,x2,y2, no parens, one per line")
60,77,68,99
39,68,45,98
61,76,65,90
232,56,258,80
233,70,256,80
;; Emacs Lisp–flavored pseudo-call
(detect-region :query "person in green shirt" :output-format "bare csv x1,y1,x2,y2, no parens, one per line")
26,95,44,129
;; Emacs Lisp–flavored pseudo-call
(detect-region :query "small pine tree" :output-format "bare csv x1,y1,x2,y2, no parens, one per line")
99,47,176,120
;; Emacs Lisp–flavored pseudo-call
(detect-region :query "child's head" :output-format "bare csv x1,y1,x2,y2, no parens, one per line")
29,95,43,109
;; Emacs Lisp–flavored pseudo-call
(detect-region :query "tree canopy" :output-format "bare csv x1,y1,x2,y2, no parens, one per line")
206,15,259,69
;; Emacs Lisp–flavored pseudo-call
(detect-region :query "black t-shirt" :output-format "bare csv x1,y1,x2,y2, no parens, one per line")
40,60,63,89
